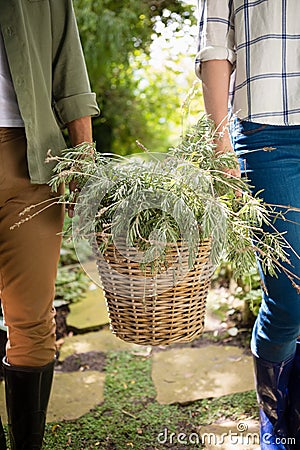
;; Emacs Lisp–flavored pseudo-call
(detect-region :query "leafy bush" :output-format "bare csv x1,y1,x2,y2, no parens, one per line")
55,267,89,306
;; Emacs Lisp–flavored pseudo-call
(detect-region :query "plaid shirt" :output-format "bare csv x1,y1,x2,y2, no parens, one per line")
195,0,300,125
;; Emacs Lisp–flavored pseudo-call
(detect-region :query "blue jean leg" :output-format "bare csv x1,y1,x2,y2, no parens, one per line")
232,120,300,363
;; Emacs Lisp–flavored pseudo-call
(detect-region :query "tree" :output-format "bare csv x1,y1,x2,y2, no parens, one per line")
74,0,196,153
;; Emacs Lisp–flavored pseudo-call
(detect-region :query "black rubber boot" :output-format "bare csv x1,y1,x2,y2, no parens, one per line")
3,358,55,450
0,416,6,450
253,353,295,449
288,342,300,448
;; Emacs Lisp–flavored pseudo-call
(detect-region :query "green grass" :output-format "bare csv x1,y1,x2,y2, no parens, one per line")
39,351,258,450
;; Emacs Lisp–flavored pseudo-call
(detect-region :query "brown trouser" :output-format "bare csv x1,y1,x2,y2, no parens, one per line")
0,128,64,367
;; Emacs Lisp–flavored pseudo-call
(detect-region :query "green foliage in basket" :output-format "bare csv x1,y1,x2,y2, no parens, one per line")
47,117,298,286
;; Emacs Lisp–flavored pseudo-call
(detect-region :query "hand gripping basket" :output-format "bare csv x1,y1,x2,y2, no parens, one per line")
94,237,212,346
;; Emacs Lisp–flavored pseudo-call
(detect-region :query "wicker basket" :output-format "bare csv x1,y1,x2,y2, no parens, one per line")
94,237,212,345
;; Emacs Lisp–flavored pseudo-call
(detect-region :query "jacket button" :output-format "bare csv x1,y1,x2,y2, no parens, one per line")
5,27,14,37
15,77,24,87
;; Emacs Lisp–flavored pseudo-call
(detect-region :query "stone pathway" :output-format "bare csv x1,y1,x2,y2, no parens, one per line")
0,367,105,423
152,346,254,404
54,284,256,411
0,282,260,445
48,371,105,421
59,329,141,360
66,284,108,331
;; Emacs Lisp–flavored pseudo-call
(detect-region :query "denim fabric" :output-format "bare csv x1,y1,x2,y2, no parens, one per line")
231,119,300,363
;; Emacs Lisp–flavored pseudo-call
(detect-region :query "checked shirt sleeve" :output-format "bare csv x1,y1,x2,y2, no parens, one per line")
195,0,236,78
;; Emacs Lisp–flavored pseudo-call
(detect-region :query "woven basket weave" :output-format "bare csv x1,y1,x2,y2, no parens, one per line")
94,237,212,346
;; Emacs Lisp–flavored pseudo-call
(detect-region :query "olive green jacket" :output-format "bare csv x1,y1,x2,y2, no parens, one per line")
0,0,100,183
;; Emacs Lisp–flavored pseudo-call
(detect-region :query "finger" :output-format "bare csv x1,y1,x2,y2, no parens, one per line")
223,168,243,197
69,179,78,193
67,198,76,218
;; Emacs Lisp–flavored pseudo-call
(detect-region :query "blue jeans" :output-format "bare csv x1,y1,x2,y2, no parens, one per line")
231,120,300,363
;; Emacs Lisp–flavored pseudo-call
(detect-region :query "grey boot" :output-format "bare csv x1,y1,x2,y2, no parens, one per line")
3,358,54,450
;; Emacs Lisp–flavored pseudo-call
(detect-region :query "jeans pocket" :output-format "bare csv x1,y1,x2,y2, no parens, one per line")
237,120,268,136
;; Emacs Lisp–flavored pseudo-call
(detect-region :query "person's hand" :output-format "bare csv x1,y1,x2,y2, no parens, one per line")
66,116,94,218
214,129,242,195
224,160,241,180
66,143,95,218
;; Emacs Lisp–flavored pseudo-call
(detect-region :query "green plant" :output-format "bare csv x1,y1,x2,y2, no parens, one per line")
54,216,90,306
59,237,80,267
235,266,263,317
46,117,299,290
211,260,261,325
59,225,92,267
55,266,89,305
74,0,195,154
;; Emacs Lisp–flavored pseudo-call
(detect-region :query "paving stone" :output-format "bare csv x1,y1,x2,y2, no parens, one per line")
48,371,105,421
67,286,109,330
0,382,6,423
152,345,254,404
59,329,143,360
0,371,105,424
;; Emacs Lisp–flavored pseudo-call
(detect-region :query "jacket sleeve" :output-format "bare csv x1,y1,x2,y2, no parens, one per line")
50,0,100,127
195,0,236,78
